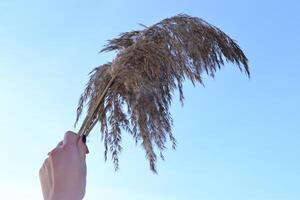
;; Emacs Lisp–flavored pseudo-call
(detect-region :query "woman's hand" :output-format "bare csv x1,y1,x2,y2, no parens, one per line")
39,131,89,200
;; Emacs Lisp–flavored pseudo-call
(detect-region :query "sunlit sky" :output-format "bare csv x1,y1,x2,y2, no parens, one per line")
0,0,299,199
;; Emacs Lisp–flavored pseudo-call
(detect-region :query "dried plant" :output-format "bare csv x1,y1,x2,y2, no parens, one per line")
75,14,249,173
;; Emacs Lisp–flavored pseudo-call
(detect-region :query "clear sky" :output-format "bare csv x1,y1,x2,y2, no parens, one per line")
0,0,299,199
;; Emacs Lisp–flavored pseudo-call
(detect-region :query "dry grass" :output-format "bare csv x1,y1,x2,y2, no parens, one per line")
75,14,249,172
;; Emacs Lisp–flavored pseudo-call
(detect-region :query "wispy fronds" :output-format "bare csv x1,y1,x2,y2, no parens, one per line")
75,14,249,172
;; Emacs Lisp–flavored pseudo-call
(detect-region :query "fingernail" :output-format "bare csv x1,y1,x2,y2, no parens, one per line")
82,135,86,144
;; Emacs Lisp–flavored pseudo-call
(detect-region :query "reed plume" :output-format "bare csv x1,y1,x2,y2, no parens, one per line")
75,14,249,172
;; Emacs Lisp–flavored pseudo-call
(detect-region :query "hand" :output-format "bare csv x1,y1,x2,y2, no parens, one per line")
39,131,89,200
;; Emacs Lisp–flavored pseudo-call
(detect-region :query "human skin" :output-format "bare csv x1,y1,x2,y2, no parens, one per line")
39,131,89,200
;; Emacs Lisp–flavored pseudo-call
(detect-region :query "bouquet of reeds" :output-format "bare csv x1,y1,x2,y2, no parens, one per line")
75,14,249,172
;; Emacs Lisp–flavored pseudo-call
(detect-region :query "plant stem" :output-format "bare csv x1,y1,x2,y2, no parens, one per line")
78,74,117,136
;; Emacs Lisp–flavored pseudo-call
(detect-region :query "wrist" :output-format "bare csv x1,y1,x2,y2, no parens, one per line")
50,192,82,200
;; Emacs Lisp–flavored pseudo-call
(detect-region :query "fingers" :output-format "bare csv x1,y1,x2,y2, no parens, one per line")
47,131,78,156
56,141,63,148
47,141,63,155
63,131,89,158
47,131,89,162
39,157,53,198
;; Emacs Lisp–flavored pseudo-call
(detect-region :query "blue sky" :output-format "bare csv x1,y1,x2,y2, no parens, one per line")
0,0,299,199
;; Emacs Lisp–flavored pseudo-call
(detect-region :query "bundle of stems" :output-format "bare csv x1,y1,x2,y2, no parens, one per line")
75,14,249,172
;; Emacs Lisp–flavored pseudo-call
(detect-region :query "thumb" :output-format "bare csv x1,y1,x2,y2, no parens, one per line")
63,131,78,146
